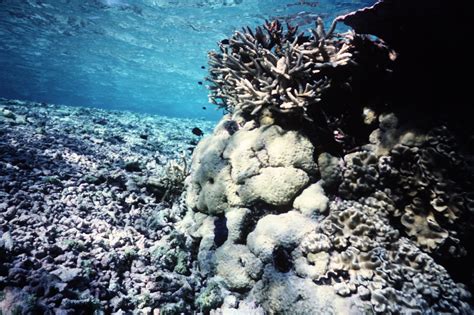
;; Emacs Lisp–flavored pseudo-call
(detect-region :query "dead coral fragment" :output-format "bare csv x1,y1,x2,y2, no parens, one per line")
206,18,356,121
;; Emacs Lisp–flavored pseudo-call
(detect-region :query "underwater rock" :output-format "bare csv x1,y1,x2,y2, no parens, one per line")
1,108,16,119
51,267,83,283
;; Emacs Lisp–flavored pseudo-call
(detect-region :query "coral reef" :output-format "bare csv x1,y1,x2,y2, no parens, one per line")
338,121,474,259
184,108,474,313
2,0,473,313
182,10,474,313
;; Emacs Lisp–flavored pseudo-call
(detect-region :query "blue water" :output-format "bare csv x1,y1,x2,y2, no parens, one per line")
0,0,375,120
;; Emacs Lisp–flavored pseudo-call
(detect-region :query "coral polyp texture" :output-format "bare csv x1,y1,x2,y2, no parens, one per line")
207,18,361,121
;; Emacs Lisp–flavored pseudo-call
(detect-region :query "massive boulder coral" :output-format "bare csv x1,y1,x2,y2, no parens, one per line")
185,116,318,215
214,244,262,290
246,266,360,314
246,211,317,264
293,181,329,216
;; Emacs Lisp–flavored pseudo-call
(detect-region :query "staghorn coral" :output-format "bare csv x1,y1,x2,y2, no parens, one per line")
206,18,355,122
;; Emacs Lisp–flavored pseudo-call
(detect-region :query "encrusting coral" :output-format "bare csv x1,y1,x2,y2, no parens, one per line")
337,122,474,258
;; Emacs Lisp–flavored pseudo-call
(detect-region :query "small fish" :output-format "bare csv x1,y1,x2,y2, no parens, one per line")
202,106,207,110
192,127,204,137
201,66,206,69
198,81,203,85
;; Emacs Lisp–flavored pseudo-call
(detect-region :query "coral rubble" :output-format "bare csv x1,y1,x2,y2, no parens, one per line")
0,99,214,314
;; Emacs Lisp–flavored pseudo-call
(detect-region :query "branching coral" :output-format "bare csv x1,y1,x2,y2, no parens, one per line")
206,18,356,122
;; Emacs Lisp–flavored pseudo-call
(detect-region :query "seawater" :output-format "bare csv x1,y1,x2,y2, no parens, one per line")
0,0,375,120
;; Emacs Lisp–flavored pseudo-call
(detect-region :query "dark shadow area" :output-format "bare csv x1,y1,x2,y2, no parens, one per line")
338,0,474,292
340,0,472,137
